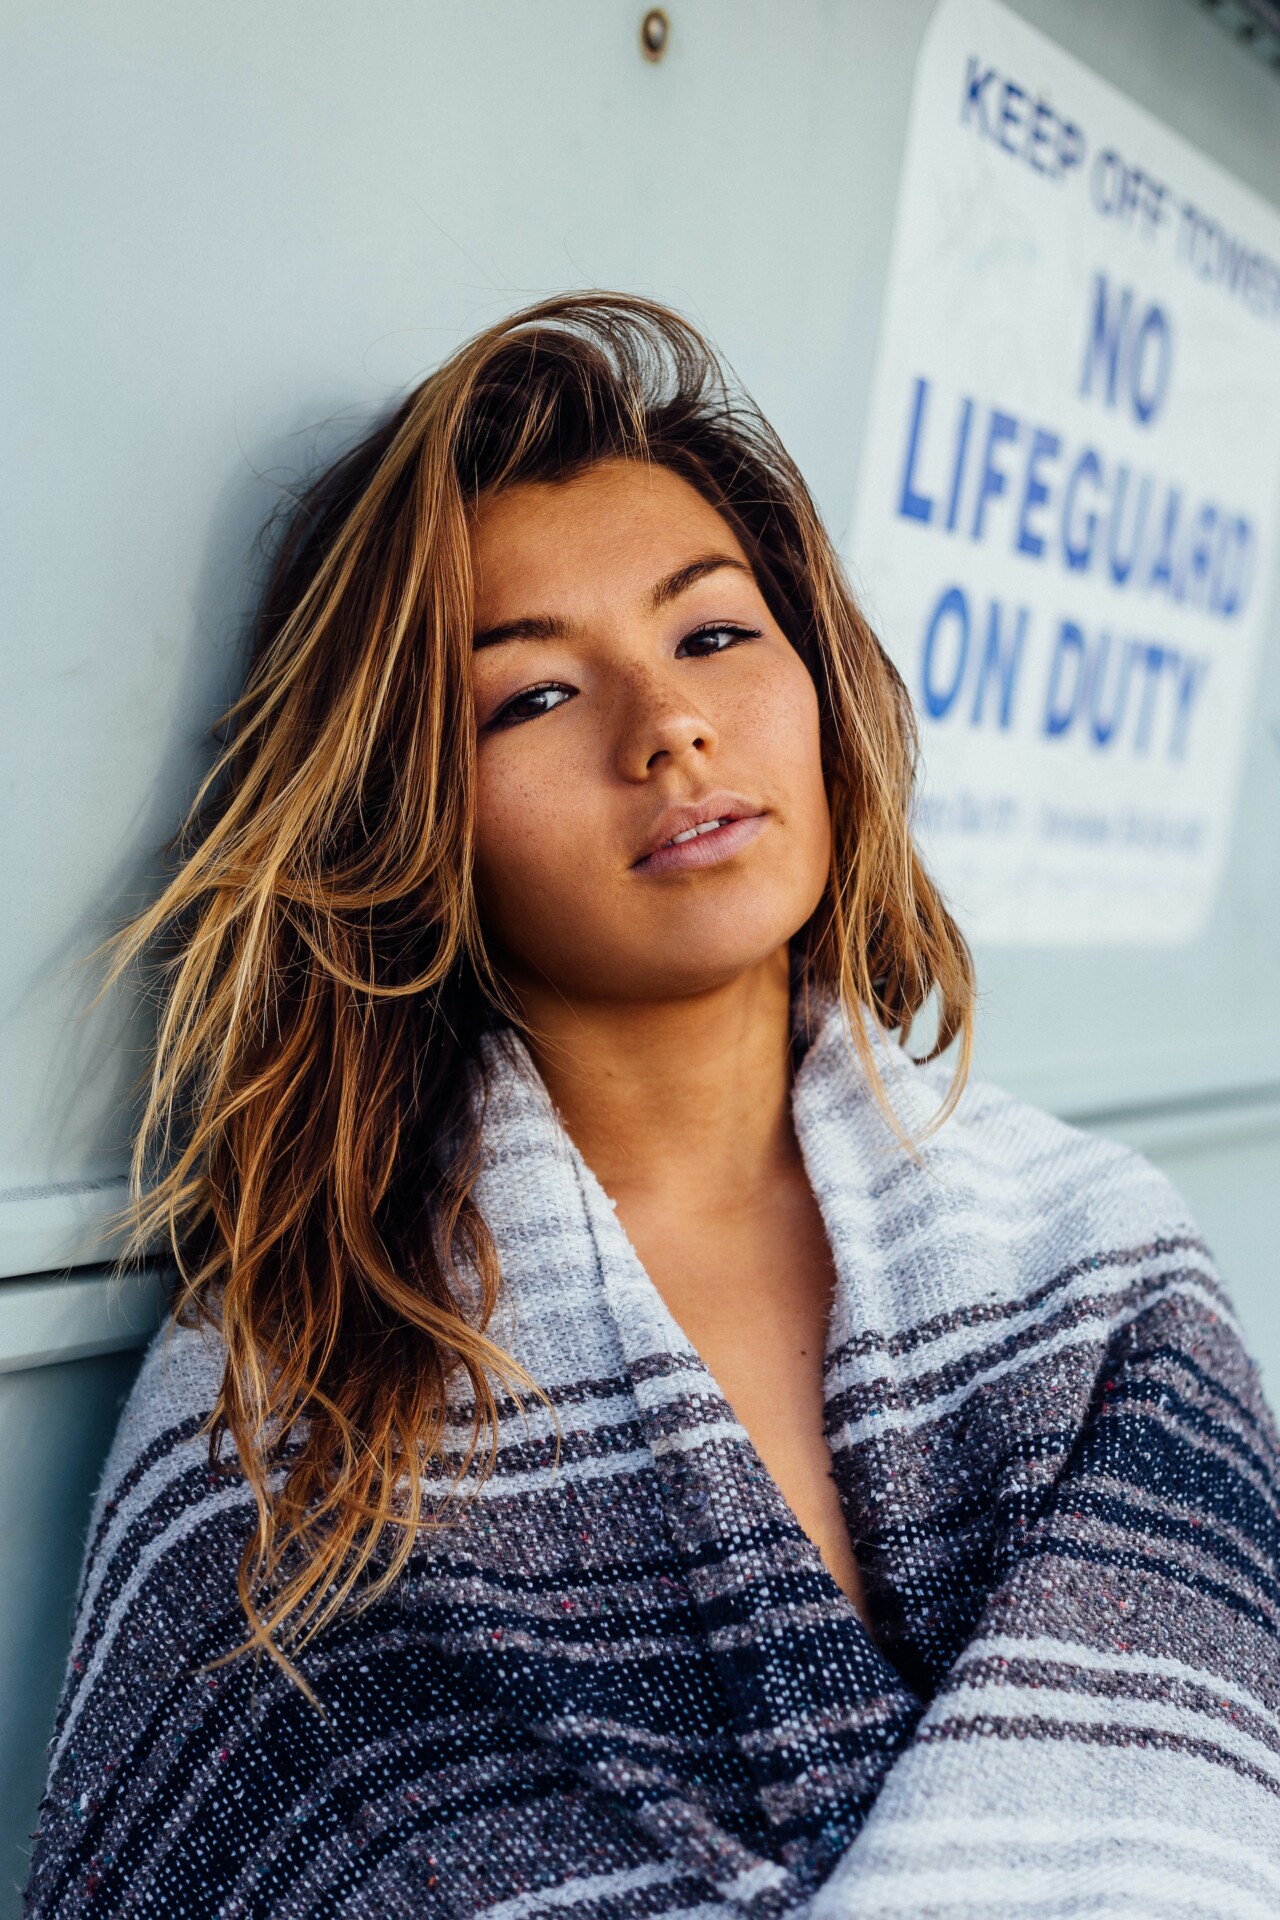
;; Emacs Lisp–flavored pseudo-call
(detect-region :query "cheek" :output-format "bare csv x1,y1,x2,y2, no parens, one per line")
472,744,595,940
741,652,830,838
759,666,833,919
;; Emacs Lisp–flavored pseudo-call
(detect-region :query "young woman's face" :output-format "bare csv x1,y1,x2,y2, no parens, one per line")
469,458,832,1006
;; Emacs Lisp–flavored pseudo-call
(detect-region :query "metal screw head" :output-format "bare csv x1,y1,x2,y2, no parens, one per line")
640,9,670,61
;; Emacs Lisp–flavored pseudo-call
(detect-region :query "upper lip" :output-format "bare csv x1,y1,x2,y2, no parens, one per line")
632,792,764,865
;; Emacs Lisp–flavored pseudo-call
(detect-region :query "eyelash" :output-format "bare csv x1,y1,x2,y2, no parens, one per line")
485,622,762,731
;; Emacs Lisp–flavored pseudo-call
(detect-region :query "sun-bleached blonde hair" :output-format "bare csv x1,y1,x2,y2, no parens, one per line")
104,291,974,1680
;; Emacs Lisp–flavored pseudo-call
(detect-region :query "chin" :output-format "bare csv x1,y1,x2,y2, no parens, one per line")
576,923,800,1003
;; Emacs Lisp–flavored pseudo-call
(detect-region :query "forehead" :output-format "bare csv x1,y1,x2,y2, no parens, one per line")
469,459,749,618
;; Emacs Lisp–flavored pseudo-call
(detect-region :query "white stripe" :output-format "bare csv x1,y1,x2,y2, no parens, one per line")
848,1811,1280,1873
933,1676,1280,1787
812,1741,1280,1918
825,1244,1221,1392
439,1386,643,1454
475,1860,691,1920
828,1277,1238,1445
718,1858,791,1902
50,1480,256,1774
66,1428,209,1672
421,1444,655,1498
820,1857,1276,1920
962,1632,1280,1734
649,1418,745,1459
439,1368,730,1466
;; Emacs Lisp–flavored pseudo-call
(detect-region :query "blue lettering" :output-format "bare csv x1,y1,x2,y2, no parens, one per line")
1080,272,1131,409
921,585,970,720
971,409,1019,541
1058,120,1084,176
1130,303,1172,424
962,57,997,134
1211,516,1254,619
1178,504,1218,608
1015,427,1061,559
1145,490,1183,599
1027,99,1055,174
1043,620,1087,736
1037,623,1205,758
1083,633,1133,747
898,376,936,525
1106,467,1151,585
1091,150,1170,238
1131,644,1168,753
945,396,974,533
1062,449,1102,571
970,599,1028,728
998,80,1027,154
1080,272,1173,425
960,57,1082,178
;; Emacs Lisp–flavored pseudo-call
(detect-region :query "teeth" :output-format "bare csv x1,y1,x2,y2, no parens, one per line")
665,817,727,848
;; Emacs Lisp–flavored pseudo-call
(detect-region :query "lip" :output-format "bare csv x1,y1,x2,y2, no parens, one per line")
632,793,768,876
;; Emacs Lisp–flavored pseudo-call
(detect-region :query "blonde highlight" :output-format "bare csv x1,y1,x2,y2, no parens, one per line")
100,292,975,1682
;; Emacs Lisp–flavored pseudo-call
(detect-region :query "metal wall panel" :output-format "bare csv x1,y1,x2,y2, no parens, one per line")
5,0,1278,1271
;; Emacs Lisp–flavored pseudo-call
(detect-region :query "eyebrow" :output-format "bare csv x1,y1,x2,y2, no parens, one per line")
649,552,754,609
472,553,754,650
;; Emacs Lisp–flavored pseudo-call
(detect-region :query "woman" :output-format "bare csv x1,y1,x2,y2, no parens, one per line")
26,294,1280,1918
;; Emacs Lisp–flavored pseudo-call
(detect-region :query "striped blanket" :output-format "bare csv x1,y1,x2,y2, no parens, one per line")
25,997,1280,1917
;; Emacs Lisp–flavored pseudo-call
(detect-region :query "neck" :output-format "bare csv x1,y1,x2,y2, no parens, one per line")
512,948,800,1212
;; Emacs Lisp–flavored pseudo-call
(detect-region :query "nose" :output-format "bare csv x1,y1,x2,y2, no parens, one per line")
612,662,719,780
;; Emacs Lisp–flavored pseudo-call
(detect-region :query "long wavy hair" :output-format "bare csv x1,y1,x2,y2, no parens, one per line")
105,291,974,1680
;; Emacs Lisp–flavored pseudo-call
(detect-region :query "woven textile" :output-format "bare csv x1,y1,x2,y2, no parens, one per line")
25,997,1280,1917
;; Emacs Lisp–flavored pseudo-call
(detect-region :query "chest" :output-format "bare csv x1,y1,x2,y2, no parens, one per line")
610,1176,876,1631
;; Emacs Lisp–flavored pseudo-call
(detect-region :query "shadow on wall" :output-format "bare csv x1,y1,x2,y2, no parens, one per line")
25,394,394,1274
1,1347,148,1917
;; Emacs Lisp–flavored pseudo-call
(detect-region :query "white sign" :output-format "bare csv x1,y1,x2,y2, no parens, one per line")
847,0,1280,944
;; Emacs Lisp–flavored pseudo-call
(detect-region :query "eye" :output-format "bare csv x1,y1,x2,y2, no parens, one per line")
486,682,576,730
676,621,762,657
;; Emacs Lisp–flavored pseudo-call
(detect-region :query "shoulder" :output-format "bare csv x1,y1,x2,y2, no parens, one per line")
85,1314,226,1534
900,1044,1267,1379
804,996,1233,1339
60,1315,242,1675
47,1317,242,1746
910,1044,1197,1241
810,993,1185,1233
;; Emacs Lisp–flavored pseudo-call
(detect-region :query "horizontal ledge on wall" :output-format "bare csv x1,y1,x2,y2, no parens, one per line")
0,1266,167,1375
1067,1082,1280,1156
0,1180,129,1283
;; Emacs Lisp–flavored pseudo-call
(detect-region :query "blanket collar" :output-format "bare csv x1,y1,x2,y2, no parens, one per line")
470,988,941,1412
460,993,935,1889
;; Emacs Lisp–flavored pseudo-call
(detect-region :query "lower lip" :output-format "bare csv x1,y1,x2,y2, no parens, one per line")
633,814,768,876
